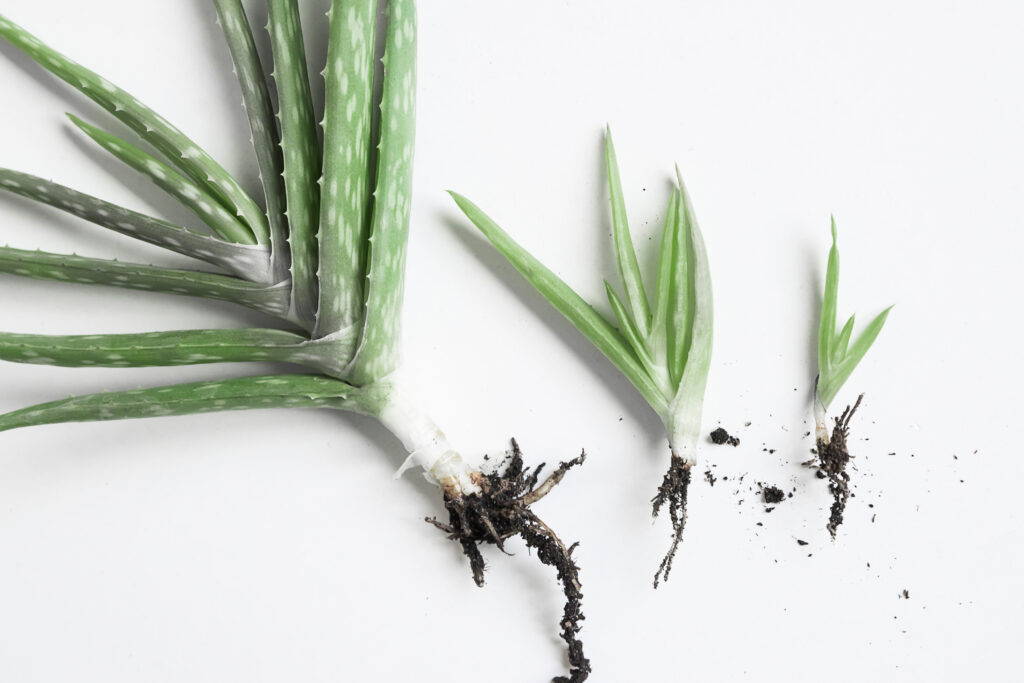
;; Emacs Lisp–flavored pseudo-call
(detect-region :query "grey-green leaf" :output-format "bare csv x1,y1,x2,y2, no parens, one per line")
450,191,667,415
0,374,383,434
818,217,840,375
0,168,272,281
819,306,892,410
0,13,268,243
605,127,650,337
0,246,291,320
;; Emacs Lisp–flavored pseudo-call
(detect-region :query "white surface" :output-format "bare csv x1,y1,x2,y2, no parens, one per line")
0,1,1021,681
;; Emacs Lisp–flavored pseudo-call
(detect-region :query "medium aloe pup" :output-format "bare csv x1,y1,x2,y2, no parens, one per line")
452,130,713,587
0,3,590,680
813,220,892,538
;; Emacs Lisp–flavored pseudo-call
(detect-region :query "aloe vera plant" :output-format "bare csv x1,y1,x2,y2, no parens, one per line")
0,4,590,680
451,129,713,587
813,219,892,538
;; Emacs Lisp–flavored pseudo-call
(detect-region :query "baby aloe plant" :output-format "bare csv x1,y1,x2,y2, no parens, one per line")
0,4,590,681
813,219,892,538
451,129,713,588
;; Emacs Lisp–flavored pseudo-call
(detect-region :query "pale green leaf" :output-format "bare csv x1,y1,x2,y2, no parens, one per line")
605,127,650,336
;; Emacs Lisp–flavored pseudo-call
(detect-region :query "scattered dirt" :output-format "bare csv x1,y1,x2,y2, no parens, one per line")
651,454,692,588
704,469,717,486
762,485,786,504
710,427,740,446
817,395,864,539
426,440,590,682
796,539,809,546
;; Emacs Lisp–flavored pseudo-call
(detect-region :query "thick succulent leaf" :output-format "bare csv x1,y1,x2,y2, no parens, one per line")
649,189,679,365
0,328,315,369
67,116,260,248
0,246,291,320
0,168,272,281
832,313,856,365
667,172,714,448
667,174,693,387
315,0,378,337
450,192,668,415
818,217,840,375
605,128,650,336
0,374,385,434
0,13,267,243
213,0,289,273
268,0,321,329
819,306,892,410
604,280,653,368
346,0,417,384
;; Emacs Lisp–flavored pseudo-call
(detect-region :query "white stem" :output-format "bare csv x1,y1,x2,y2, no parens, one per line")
666,394,702,467
377,380,482,497
813,390,830,444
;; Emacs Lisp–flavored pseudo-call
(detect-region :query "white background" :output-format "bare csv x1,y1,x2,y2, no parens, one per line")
0,1,1021,681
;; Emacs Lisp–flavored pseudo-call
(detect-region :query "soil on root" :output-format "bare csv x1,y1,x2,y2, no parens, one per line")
651,453,692,588
817,394,863,538
426,440,591,683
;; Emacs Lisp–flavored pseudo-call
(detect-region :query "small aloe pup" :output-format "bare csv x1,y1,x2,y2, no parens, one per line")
451,129,713,587
0,4,590,680
813,219,892,538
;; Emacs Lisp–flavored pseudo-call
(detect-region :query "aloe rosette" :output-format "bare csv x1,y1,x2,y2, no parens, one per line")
813,219,892,537
0,3,590,680
452,130,713,587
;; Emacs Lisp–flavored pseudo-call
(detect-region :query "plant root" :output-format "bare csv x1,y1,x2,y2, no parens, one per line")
817,394,863,539
651,453,692,589
426,439,591,683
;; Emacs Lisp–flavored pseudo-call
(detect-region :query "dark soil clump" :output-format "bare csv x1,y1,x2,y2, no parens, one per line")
710,427,740,446
426,440,590,682
817,395,863,539
762,485,786,504
651,453,692,588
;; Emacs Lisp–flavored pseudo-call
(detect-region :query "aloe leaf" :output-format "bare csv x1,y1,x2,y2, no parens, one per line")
0,327,312,367
450,192,668,415
213,0,289,272
66,116,260,247
315,0,378,337
667,174,693,387
668,173,713,447
818,217,840,375
0,13,267,244
832,313,856,365
0,168,272,281
649,189,679,365
346,0,416,384
268,0,321,328
0,374,381,434
0,246,291,320
605,127,650,336
819,305,892,410
604,280,653,368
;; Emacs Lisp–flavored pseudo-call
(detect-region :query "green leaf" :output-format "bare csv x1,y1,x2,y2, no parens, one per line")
268,0,321,329
818,217,840,376
315,0,379,337
450,191,668,415
0,13,268,243
667,171,714,449
67,116,260,247
832,313,856,365
346,0,417,384
649,190,679,365
0,374,383,434
605,280,653,368
667,174,693,387
0,246,291,321
213,0,289,272
819,306,892,410
605,127,650,336
0,168,272,281
0,328,309,368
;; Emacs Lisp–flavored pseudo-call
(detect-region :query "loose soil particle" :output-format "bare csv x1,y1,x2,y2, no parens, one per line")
710,427,740,446
762,486,786,504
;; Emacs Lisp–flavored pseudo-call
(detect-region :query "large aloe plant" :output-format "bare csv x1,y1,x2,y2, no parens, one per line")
0,3,590,681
